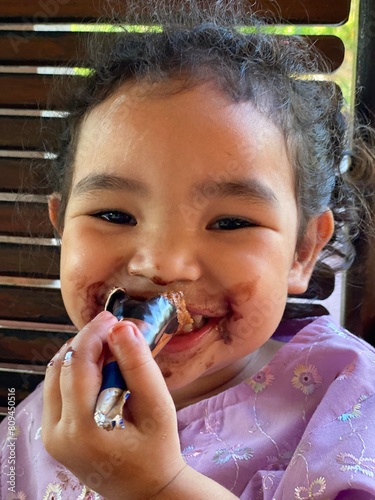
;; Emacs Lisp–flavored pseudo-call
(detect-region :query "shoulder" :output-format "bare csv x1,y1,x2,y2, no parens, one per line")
272,316,375,498
281,315,375,382
278,391,375,498
288,314,375,351
275,315,375,417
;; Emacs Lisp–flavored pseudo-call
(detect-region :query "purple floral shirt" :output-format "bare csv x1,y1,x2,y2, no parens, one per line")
1,315,375,499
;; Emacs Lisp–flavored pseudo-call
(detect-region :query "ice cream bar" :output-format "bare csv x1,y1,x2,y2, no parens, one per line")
94,288,191,430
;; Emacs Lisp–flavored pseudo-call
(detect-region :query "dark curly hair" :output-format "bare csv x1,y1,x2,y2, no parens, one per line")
48,1,375,298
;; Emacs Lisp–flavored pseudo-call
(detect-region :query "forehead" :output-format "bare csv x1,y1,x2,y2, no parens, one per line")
74,80,294,190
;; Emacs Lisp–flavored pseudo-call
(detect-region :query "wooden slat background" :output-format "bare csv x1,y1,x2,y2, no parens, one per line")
0,287,69,323
1,0,366,420
0,158,52,193
0,74,68,108
0,32,345,69
0,117,60,149
0,0,351,24
0,328,71,365
0,243,59,277
0,201,53,237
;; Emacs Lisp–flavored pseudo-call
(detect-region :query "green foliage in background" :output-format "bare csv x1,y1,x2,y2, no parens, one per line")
268,0,359,109
73,0,359,110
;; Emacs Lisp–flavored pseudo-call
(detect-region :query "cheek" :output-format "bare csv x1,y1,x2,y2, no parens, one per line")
225,279,288,345
60,224,131,282
59,233,123,327
62,276,108,327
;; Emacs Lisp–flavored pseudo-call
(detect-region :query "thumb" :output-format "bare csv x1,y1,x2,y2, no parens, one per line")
107,321,174,422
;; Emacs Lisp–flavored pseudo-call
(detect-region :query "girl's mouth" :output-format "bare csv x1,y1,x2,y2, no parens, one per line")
182,314,208,332
162,316,222,354
99,286,227,354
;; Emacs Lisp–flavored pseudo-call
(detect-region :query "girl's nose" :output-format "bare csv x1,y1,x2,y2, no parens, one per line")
127,239,202,285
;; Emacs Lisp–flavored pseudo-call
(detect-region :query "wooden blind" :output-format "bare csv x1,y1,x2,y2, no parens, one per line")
0,0,351,24
0,0,354,417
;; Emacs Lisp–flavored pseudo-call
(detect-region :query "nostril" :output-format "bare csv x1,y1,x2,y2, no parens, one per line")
151,275,171,286
127,252,201,284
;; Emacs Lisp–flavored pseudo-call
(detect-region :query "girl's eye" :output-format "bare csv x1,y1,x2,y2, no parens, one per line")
92,211,137,225
208,217,256,230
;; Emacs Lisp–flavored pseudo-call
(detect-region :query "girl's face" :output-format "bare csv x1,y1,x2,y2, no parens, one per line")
50,81,331,403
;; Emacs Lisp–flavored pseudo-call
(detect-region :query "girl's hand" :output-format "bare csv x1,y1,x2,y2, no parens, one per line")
42,311,187,499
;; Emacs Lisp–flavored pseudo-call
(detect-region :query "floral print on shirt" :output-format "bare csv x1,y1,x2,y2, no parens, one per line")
1,315,375,499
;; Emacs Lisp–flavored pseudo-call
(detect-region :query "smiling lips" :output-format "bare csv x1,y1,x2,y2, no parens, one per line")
103,286,225,352
102,286,225,334
161,316,222,353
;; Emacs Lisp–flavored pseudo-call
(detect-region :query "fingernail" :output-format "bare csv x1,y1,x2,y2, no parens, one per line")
47,341,70,368
108,321,137,345
62,347,75,366
47,352,59,368
63,337,74,348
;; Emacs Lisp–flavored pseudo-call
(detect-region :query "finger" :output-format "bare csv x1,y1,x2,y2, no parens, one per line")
107,321,175,425
42,337,74,434
59,311,118,427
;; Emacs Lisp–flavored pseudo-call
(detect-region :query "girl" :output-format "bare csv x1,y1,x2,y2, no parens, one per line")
1,5,375,499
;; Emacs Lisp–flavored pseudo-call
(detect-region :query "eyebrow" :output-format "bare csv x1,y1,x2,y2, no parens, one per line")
192,178,279,207
72,173,279,207
71,173,149,197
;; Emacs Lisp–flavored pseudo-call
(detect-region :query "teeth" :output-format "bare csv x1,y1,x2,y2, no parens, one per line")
192,315,205,329
181,315,207,334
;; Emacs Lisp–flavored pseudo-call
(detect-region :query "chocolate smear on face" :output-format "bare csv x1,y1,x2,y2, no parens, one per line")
162,369,173,379
218,321,232,344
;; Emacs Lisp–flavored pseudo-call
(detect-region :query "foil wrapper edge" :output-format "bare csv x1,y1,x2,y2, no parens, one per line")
94,387,131,431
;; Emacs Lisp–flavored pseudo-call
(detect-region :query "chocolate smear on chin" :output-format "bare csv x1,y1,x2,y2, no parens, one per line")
217,321,232,344
162,369,173,379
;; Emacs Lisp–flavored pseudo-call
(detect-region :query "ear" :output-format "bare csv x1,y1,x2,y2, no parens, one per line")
288,209,334,295
48,193,63,237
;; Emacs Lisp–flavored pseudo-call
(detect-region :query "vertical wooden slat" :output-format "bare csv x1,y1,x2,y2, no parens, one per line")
344,0,375,344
